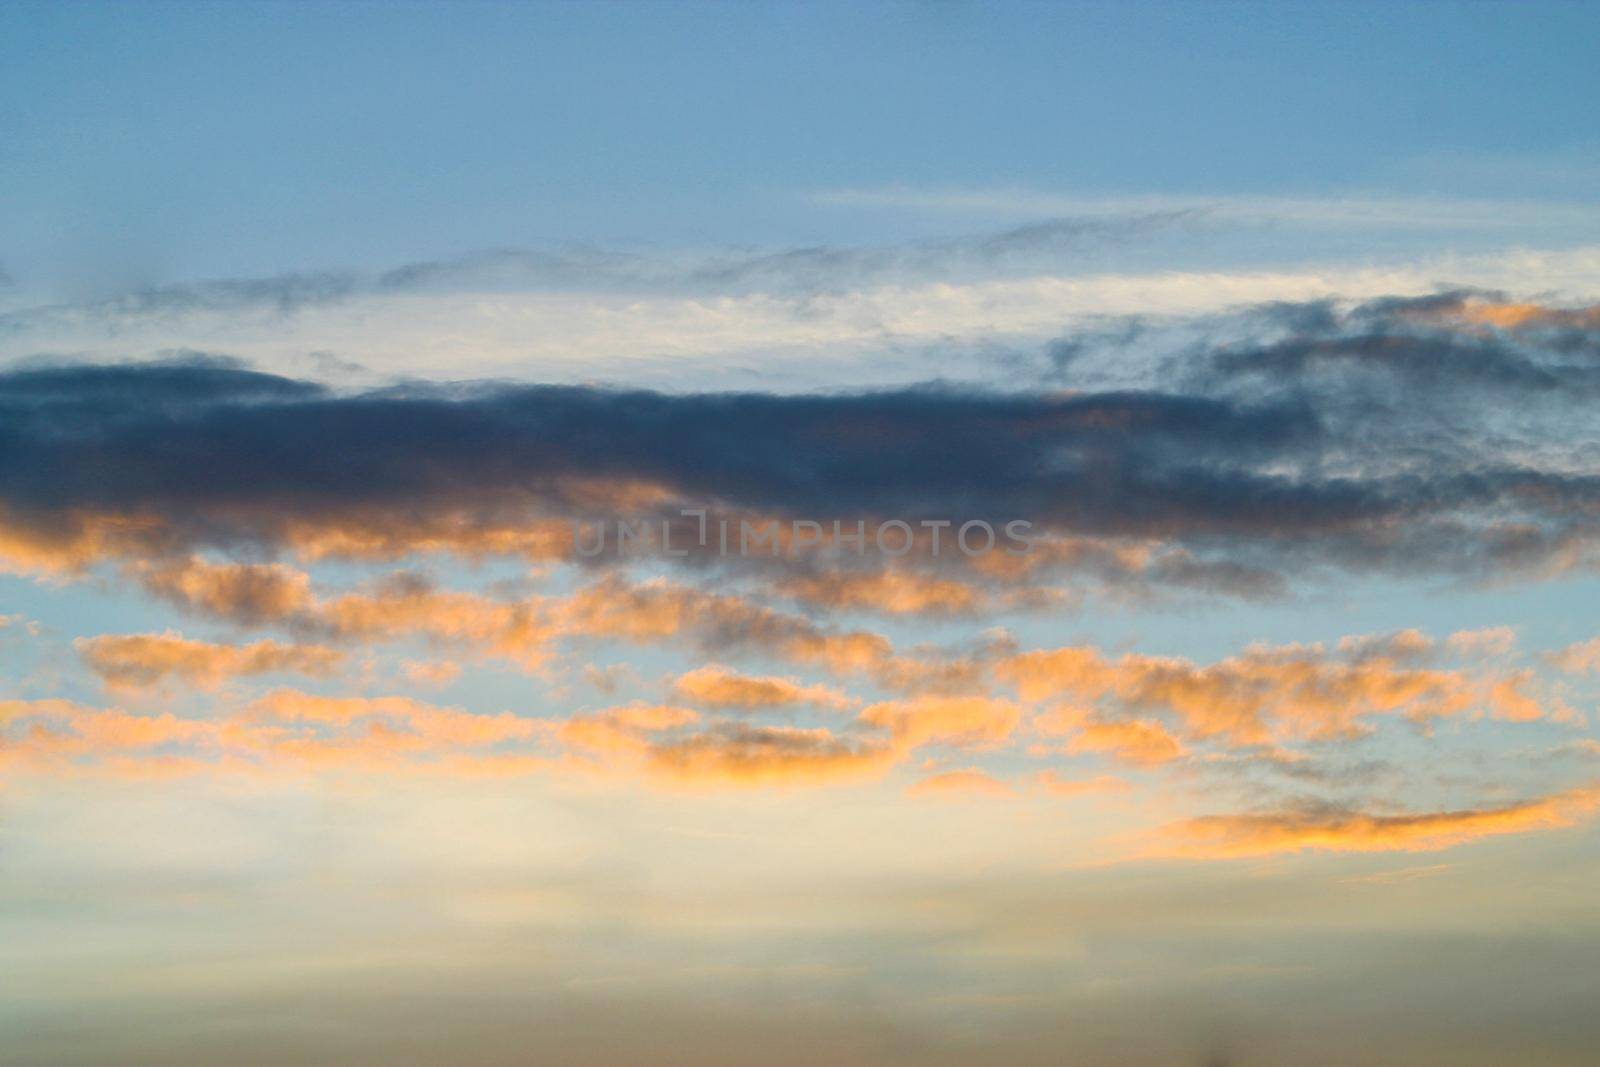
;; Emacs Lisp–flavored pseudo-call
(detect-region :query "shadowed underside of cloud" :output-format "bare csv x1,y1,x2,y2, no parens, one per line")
2,288,1599,590
1195,289,1600,397
0,361,1319,521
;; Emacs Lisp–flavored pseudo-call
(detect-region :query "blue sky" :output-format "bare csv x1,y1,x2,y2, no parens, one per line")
5,1,1600,282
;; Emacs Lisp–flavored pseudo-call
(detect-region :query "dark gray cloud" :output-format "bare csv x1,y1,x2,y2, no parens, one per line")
1203,291,1600,396
0,375,1563,547
4,283,1599,583
0,359,1325,529
1013,289,1600,401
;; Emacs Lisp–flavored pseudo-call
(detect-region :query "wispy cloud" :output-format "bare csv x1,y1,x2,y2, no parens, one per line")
816,186,1600,231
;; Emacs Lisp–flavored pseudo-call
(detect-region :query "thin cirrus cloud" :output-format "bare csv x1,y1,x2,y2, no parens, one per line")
5,228,1600,389
815,186,1600,231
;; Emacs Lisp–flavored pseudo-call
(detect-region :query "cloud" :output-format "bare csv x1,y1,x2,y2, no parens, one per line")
8,231,1600,397
0,612,1580,807
858,694,1022,750
1036,707,1188,767
0,691,545,777
1412,297,1600,332
0,613,40,639
1,683,901,789
132,556,316,622
1141,786,1600,860
133,560,553,669
678,211,1202,293
5,293,1600,595
121,559,900,679
1444,626,1518,657
0,361,1321,535
775,568,991,616
313,574,550,668
554,577,894,677
670,665,853,712
0,702,222,777
1,273,356,329
999,632,1558,749
816,187,1600,231
0,212,1195,340
75,631,345,691
1200,289,1600,397
1550,636,1600,674
241,690,541,751
530,698,898,789
645,722,896,788
554,703,703,760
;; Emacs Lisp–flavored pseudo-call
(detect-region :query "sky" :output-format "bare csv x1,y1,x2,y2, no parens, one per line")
3,3,1600,1065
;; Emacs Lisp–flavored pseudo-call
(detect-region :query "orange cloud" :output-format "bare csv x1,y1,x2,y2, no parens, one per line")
646,723,895,788
556,576,893,676
0,481,681,577
316,578,551,668
777,568,987,616
999,633,1555,748
70,709,214,749
1444,626,1517,657
859,694,1022,750
274,508,578,564
1438,299,1600,331
557,704,701,759
134,556,315,623
76,631,345,691
122,560,901,681
1036,706,1187,766
1141,785,1600,860
551,703,896,789
138,559,554,669
1550,636,1600,675
1,700,217,763
133,561,547,667
671,665,852,711
0,507,177,576
242,690,541,747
